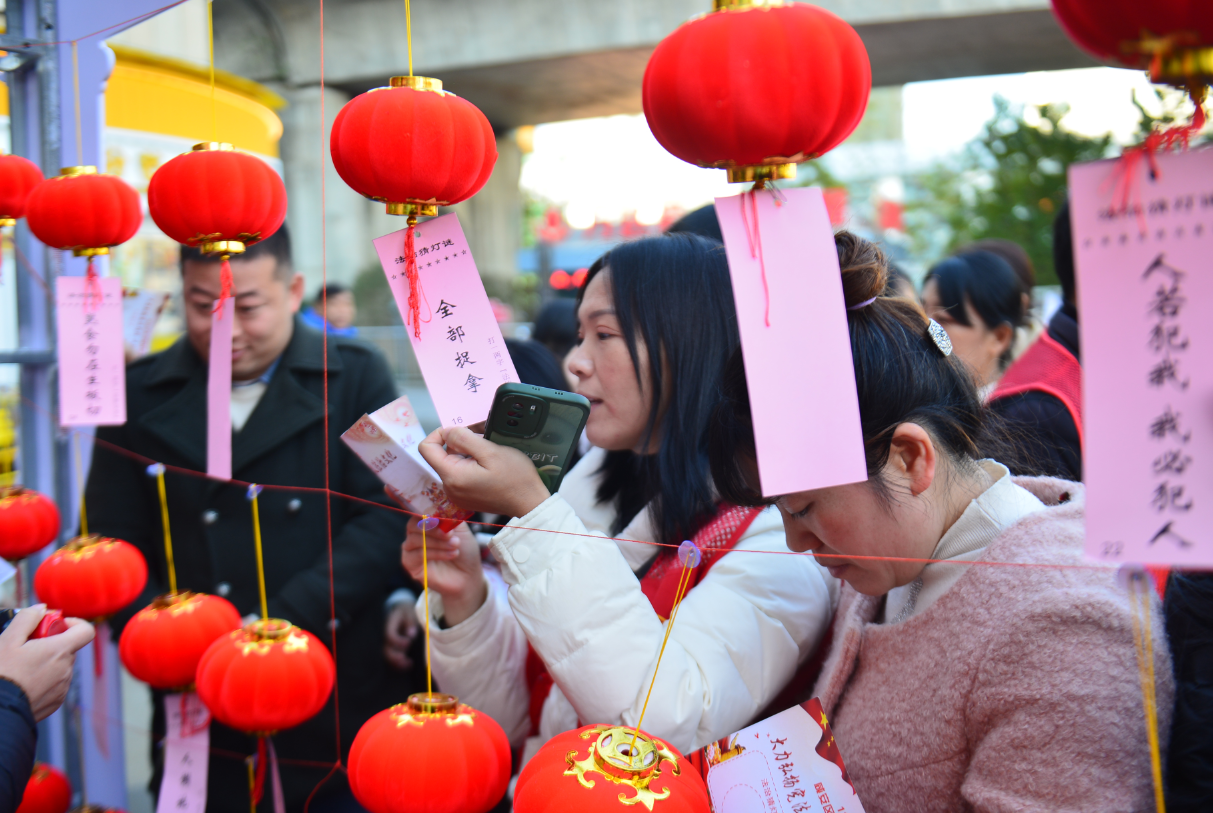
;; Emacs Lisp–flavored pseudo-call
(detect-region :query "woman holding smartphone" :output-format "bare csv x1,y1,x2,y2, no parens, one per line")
402,233,837,766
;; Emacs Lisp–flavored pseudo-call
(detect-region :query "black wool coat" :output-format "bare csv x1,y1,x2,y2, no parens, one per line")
85,318,423,813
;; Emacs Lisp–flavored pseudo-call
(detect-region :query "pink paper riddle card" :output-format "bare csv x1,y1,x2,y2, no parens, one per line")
123,287,170,357
373,213,519,427
56,276,126,426
716,188,867,497
156,693,210,813
207,299,234,480
703,699,865,813
1071,149,1213,567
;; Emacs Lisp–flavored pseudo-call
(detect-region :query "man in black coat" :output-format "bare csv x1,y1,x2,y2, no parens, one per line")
85,225,422,813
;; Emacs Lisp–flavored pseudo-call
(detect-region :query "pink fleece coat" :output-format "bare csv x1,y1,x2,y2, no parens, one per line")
813,477,1173,813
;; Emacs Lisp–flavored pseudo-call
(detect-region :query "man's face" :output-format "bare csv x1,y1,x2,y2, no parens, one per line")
182,254,304,381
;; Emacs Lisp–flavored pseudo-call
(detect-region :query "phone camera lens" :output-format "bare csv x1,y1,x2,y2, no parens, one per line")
512,402,523,409
507,419,520,427
507,410,519,417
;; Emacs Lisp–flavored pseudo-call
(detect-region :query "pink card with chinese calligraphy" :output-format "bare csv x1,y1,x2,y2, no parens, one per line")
703,699,865,813
372,213,519,427
1071,149,1213,567
56,276,126,426
156,693,210,813
715,188,866,496
207,299,234,480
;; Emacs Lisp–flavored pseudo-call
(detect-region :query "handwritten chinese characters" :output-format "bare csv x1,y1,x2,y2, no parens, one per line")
56,276,126,426
156,692,210,813
1070,149,1212,567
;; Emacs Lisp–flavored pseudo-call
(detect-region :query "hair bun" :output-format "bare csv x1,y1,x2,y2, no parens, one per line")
835,231,888,308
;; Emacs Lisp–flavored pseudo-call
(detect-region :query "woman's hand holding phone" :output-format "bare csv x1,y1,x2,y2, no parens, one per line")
418,426,551,518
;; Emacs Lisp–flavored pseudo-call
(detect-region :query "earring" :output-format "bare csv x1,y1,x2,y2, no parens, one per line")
926,319,953,357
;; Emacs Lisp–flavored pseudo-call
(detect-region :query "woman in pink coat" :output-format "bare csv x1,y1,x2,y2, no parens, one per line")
709,232,1173,813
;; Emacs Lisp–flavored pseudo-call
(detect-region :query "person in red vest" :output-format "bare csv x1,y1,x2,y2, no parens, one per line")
987,201,1082,481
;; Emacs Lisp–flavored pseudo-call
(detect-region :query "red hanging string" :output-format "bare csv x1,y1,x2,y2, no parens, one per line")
738,190,771,327
404,219,422,338
252,736,268,806
213,256,234,314
83,255,102,313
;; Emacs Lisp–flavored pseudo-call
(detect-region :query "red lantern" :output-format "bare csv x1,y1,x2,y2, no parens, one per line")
514,724,710,813
33,536,148,620
329,76,497,335
0,154,45,225
1051,1,1213,82
0,486,61,561
25,167,141,256
642,1,871,183
16,764,71,813
347,693,511,813
119,592,242,690
195,618,335,734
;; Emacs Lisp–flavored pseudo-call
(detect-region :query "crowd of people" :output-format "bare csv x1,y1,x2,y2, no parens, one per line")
0,199,1208,813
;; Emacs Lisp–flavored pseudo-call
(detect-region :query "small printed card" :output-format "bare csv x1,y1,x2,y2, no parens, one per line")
207,298,234,480
373,213,519,428
715,188,867,497
56,276,126,426
703,699,864,813
156,692,210,813
122,287,170,357
1070,149,1213,566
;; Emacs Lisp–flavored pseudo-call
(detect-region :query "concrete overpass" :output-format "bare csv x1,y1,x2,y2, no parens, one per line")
205,0,1101,290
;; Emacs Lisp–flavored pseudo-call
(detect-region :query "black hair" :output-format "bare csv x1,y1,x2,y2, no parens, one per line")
925,250,1025,367
532,299,579,360
710,231,1004,507
578,233,738,544
180,222,293,279
959,238,1035,290
505,338,568,392
318,282,350,300
1053,198,1076,304
665,204,723,243
1164,571,1213,809
885,262,914,297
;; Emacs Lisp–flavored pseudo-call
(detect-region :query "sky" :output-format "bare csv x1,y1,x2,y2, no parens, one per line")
519,67,1176,224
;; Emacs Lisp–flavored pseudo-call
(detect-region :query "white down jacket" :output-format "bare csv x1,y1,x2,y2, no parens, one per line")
417,447,838,766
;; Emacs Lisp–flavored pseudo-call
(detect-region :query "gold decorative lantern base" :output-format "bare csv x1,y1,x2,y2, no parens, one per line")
725,163,797,184
198,240,247,256
0,218,16,227
73,247,110,258
1151,47,1213,87
385,201,439,217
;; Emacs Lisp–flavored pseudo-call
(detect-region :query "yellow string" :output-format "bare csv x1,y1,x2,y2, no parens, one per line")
250,487,268,620
245,757,256,813
207,0,217,141
155,468,177,594
73,434,88,537
404,0,413,77
70,41,82,166
1129,575,1166,813
421,517,432,696
629,561,694,758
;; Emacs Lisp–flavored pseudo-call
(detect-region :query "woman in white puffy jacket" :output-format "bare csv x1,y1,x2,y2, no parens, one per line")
403,233,837,766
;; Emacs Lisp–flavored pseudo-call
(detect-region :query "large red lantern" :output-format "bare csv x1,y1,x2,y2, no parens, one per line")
195,618,335,734
16,764,71,813
25,167,141,256
347,693,511,813
119,592,242,690
33,536,148,620
643,1,871,183
0,486,61,561
0,154,45,225
514,724,711,813
1051,1,1213,83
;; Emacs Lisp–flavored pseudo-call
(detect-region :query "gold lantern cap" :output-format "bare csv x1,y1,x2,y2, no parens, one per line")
243,617,295,641
713,0,783,10
389,75,443,92
58,165,98,178
192,142,235,152
406,692,459,714
63,533,105,552
564,725,683,805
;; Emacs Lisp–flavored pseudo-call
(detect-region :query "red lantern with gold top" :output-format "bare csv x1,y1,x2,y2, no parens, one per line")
642,1,871,184
347,693,511,813
0,486,61,561
25,167,141,256
0,154,45,226
118,592,242,690
33,535,148,620
514,724,711,813
195,618,335,733
1051,1,1213,84
15,763,71,813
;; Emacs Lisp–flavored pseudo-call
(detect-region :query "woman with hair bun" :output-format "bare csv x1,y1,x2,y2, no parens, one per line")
709,231,1172,812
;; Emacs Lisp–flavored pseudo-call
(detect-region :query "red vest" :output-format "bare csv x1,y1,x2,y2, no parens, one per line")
989,329,1084,449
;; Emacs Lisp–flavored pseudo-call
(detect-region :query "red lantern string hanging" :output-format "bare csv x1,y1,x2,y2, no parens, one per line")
15,764,72,813
33,534,148,621
642,0,871,185
0,154,45,226
329,0,496,336
0,486,61,562
147,143,287,310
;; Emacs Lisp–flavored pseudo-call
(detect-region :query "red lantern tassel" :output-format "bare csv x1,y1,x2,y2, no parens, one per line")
214,256,235,315
252,736,267,806
739,190,771,327
84,255,102,313
405,220,422,339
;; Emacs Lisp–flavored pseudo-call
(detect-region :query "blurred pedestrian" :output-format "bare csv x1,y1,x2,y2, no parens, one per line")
956,238,1042,362
301,283,358,337
666,203,723,243
885,263,916,299
1165,571,1213,813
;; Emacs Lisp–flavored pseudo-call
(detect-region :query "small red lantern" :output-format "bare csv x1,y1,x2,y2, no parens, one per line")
119,592,242,690
0,154,45,225
347,693,511,813
0,486,61,561
33,535,148,620
1051,1,1213,83
195,618,335,734
514,724,710,813
643,1,871,183
330,76,497,334
25,167,141,256
16,763,71,813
